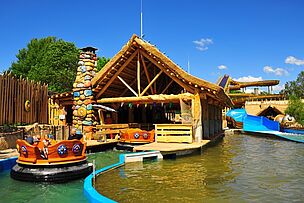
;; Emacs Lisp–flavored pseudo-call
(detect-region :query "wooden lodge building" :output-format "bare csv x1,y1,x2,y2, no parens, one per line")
50,34,233,143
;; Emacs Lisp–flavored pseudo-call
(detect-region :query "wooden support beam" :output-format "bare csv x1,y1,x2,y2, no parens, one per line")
137,52,141,95
140,70,163,97
140,53,154,94
161,80,174,94
120,70,144,96
117,76,138,97
140,51,194,93
97,93,194,104
96,49,139,99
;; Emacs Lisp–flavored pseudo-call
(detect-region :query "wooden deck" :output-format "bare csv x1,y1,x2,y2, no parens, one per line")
133,140,210,156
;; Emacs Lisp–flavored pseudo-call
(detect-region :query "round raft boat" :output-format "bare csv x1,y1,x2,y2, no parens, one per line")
11,139,92,182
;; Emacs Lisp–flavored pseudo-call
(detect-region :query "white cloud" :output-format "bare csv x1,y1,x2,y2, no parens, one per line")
233,76,263,82
193,38,213,51
263,66,288,76
218,65,227,70
285,56,304,66
272,84,284,92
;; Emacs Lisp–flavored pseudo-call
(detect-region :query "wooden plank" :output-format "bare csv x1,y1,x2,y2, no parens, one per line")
156,131,191,135
137,52,141,95
96,49,139,99
98,129,121,135
117,76,138,97
97,93,194,104
161,80,174,94
157,136,192,143
140,53,154,94
96,124,129,129
155,124,192,128
139,70,163,96
3,74,8,124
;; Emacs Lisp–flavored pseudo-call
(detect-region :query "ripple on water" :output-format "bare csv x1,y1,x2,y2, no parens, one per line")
96,134,304,203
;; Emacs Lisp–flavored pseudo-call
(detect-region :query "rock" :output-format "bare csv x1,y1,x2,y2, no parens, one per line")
82,120,92,126
85,62,94,67
76,83,84,88
86,66,93,71
84,81,92,87
83,126,93,133
73,91,80,97
84,90,92,96
81,66,87,73
87,104,93,110
73,110,78,116
80,95,86,100
84,54,91,59
77,100,83,105
75,105,81,109
84,99,92,105
78,60,84,65
84,75,92,81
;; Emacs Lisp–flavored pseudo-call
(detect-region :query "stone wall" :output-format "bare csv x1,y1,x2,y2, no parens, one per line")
72,47,98,140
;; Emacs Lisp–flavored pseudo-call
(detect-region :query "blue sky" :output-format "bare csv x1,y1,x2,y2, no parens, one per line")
1,0,303,92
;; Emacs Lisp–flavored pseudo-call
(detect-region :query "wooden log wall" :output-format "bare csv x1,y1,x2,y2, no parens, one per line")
0,72,48,125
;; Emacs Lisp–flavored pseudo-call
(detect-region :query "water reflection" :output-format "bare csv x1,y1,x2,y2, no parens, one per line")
96,134,304,202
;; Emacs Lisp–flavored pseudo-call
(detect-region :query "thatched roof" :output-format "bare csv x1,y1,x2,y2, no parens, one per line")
92,34,232,107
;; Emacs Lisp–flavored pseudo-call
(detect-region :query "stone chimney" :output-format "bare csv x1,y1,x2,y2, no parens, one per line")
72,46,98,140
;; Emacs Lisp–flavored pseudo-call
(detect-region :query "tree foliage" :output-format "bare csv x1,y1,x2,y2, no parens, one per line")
96,56,110,71
285,95,304,125
282,71,304,98
10,37,79,93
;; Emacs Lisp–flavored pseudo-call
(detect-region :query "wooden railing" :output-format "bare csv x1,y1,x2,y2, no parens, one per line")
155,124,193,143
95,124,129,140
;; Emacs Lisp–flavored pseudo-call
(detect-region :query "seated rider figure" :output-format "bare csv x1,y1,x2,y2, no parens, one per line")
68,127,83,140
42,134,50,159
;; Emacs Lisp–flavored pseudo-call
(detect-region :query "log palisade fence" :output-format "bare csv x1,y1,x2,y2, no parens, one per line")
0,72,48,125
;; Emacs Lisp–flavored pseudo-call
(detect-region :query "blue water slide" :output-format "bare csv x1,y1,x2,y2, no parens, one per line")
226,108,247,123
243,115,280,132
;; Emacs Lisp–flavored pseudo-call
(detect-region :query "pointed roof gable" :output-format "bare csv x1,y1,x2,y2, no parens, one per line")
92,34,232,106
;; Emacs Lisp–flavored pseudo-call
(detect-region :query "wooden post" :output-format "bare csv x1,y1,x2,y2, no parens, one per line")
140,54,154,94
117,76,138,97
140,70,163,96
137,52,141,96
202,96,209,139
192,92,202,142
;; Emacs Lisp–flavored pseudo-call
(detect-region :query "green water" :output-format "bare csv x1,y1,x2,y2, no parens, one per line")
0,150,121,203
96,134,304,203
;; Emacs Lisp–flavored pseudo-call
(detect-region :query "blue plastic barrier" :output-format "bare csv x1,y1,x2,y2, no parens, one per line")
0,156,17,172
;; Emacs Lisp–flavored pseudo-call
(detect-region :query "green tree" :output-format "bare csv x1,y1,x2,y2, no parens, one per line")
96,56,110,71
285,95,304,126
10,37,79,93
282,71,304,98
